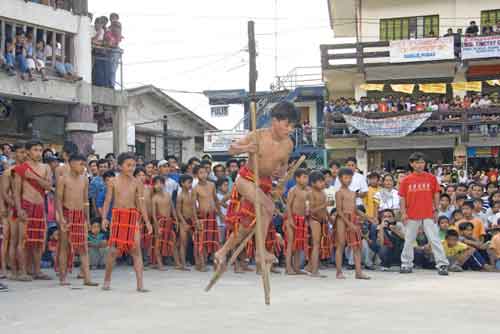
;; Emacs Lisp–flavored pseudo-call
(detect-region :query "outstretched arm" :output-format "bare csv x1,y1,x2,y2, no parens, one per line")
228,131,257,156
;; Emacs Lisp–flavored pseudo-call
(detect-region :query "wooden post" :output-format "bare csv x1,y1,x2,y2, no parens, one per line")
248,20,271,306
61,33,66,64
51,31,56,68
0,21,5,56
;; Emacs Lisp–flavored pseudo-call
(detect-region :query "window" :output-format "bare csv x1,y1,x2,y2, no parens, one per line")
210,105,229,118
481,9,500,29
380,15,439,41
150,136,157,158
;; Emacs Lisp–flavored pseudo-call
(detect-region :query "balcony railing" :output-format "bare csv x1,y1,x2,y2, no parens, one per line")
92,47,123,90
321,35,500,71
292,127,325,149
324,107,500,139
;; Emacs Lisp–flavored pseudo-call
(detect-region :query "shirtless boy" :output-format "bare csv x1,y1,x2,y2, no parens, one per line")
335,168,371,280
14,140,53,281
134,168,153,265
307,170,329,277
56,154,98,287
1,143,26,279
285,169,310,275
176,174,195,270
55,142,78,181
192,165,220,271
101,153,152,292
151,176,178,271
215,102,298,270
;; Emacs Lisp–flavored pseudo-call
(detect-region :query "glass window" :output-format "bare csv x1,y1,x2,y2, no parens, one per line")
481,9,500,31
380,15,439,40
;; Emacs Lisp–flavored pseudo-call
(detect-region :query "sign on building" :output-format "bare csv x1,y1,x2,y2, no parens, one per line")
390,37,454,63
461,35,500,60
210,105,229,118
204,130,248,152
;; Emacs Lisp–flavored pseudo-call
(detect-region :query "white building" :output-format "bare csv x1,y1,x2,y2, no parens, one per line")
0,0,126,154
94,85,217,162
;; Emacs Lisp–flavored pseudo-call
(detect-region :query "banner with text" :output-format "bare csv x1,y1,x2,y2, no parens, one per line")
462,35,500,60
390,37,454,63
343,113,432,138
204,130,248,152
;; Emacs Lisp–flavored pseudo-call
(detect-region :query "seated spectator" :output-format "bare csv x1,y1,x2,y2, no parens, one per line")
486,201,500,229
465,21,479,36
458,222,495,270
442,229,490,272
456,201,486,241
377,209,405,270
413,228,435,269
338,98,352,114
88,221,108,269
1,41,16,76
54,42,82,82
482,25,494,36
489,225,500,270
438,216,451,240
25,34,48,81
479,94,492,108
14,30,32,81
438,97,449,112
438,194,455,219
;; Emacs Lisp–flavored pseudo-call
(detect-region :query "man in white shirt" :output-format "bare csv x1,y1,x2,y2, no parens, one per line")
334,157,368,206
158,160,178,196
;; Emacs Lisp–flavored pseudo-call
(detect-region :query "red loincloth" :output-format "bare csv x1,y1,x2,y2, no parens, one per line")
319,220,333,260
345,213,362,250
225,165,273,229
157,216,176,257
64,208,87,255
22,199,46,250
284,214,309,256
193,211,220,256
246,223,282,258
108,208,141,255
140,220,153,259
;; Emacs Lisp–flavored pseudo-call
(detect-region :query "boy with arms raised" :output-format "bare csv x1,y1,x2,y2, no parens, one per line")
56,154,98,286
101,153,152,291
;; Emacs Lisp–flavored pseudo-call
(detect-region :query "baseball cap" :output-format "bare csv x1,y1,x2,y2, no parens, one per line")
158,160,168,168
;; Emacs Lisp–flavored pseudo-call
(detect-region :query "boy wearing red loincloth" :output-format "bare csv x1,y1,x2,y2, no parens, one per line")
215,102,298,270
335,168,372,280
55,154,98,287
175,174,195,270
101,153,152,292
285,168,310,275
192,165,221,272
14,140,53,281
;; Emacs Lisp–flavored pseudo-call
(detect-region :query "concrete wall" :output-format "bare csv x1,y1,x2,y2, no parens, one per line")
360,0,500,42
0,0,81,33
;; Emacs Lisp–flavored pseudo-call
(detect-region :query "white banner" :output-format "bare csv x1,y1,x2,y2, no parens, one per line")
390,37,454,63
462,35,500,59
343,113,432,138
204,130,248,152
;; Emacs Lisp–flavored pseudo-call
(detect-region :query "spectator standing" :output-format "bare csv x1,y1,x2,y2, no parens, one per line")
465,21,479,36
399,152,449,275
104,20,123,88
374,174,400,214
1,39,16,76
14,31,32,81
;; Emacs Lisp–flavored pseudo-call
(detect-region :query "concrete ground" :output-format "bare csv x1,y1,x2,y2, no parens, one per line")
1,266,499,334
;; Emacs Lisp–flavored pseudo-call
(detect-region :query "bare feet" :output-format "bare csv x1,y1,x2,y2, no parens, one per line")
59,279,71,286
355,273,371,280
256,251,277,266
7,273,18,281
295,270,308,275
77,273,84,279
154,265,168,271
175,266,190,271
213,250,227,273
84,281,99,287
286,269,297,276
33,273,52,280
336,272,346,279
310,272,328,278
137,288,150,293
102,282,111,291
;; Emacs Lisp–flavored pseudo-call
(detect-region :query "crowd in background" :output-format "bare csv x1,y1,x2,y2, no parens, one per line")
1,139,500,294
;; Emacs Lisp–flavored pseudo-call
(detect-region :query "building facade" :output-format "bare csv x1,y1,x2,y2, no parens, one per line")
0,0,126,154
321,0,500,172
94,85,216,162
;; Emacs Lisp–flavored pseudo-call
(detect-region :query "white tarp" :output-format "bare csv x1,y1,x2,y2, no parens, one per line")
343,112,432,137
204,130,248,152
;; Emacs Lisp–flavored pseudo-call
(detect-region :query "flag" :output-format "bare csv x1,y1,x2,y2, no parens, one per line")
451,81,482,92
390,84,415,94
419,83,447,94
360,84,384,91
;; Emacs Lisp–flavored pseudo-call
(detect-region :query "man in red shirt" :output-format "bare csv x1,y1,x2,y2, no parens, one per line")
399,152,449,275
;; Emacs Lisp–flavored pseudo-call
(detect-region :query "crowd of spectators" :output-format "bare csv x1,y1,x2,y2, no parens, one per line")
324,94,499,115
92,13,123,88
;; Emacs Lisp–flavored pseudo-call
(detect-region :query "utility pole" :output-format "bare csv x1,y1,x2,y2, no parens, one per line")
248,20,271,305
163,115,168,158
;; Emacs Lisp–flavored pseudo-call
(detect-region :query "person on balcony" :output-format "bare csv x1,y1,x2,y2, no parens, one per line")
14,31,33,81
25,35,48,82
92,16,109,87
54,42,82,82
104,21,123,89
465,21,479,36
1,40,16,77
